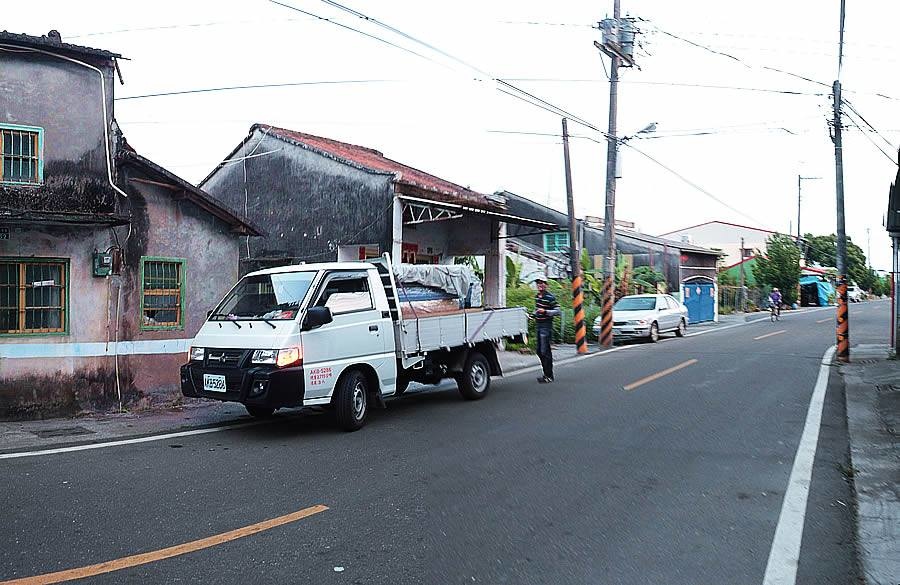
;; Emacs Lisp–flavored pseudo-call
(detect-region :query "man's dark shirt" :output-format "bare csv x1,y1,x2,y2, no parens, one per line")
535,291,560,325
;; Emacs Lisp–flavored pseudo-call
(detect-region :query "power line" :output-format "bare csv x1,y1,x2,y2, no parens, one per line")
319,0,491,78
841,106,898,166
648,24,833,89
115,79,405,101
66,17,310,39
306,0,605,134
621,143,767,227
496,20,594,28
502,77,825,96
268,0,440,66
841,98,896,151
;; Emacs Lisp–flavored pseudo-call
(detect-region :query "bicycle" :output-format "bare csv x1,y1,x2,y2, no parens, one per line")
769,302,780,322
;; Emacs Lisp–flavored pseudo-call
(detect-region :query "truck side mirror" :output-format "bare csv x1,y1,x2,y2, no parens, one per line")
207,309,213,318
302,306,333,330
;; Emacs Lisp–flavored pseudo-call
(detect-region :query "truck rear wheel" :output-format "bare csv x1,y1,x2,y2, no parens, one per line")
457,352,490,400
335,369,368,431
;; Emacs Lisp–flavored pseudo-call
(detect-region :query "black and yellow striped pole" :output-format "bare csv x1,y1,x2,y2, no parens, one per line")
572,274,587,353
836,276,850,362
600,275,614,347
561,118,588,354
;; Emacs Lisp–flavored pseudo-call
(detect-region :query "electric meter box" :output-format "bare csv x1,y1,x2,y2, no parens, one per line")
93,251,113,277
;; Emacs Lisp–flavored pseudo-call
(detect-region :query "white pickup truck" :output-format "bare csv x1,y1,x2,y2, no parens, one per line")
181,256,527,430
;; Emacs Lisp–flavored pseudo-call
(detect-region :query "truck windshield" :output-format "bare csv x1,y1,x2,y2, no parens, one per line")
211,272,316,320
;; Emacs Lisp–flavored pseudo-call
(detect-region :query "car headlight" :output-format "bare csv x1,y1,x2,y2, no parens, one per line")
627,319,648,326
251,349,278,364
189,347,205,361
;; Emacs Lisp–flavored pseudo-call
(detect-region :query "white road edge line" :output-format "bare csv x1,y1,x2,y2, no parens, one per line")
0,307,836,460
761,345,836,585
0,421,268,460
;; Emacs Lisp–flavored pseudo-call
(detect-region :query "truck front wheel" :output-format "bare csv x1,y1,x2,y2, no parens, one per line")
335,369,368,431
457,352,491,400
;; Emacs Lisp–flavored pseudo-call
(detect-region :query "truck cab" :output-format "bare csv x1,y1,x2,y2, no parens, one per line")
181,262,396,430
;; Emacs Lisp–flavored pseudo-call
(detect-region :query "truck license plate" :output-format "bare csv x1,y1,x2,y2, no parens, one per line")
203,374,227,392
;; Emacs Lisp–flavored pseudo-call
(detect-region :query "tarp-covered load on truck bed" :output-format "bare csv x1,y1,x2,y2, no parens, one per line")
395,263,484,318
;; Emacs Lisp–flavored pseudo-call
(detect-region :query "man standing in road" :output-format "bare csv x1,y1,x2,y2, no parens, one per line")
533,277,561,384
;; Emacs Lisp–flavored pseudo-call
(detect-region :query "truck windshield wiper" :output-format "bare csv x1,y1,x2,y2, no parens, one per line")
260,319,277,329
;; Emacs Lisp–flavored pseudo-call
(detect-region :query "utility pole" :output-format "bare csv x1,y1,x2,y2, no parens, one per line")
562,118,587,354
833,0,849,362
599,0,621,347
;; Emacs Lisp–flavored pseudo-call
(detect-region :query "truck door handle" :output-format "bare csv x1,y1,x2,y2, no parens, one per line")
369,325,379,332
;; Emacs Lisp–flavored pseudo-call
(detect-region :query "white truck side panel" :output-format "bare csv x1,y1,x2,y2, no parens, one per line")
400,307,527,355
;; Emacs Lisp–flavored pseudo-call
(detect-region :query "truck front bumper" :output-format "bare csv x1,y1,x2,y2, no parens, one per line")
181,363,305,409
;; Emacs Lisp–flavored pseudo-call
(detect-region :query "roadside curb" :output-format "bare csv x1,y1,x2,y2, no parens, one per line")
838,344,900,585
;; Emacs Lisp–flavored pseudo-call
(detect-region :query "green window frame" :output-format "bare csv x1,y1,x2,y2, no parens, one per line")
1,124,44,186
543,232,570,253
0,257,69,336
140,257,186,330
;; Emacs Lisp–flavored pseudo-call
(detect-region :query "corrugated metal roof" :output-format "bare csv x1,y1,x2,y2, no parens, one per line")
258,124,502,211
0,30,122,60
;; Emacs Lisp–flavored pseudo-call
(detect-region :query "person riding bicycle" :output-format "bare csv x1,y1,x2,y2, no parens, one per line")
768,288,782,315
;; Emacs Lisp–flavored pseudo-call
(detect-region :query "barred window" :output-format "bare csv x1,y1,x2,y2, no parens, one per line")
543,232,570,253
0,259,67,334
1,125,43,185
141,258,185,329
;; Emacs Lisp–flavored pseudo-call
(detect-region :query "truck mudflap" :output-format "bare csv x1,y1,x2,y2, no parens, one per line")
180,363,305,409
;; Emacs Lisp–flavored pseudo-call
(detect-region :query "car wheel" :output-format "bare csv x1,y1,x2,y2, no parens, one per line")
335,369,368,431
245,405,275,418
675,319,686,337
648,322,660,343
457,352,491,400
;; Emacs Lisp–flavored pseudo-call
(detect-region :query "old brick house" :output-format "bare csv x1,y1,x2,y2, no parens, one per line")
0,31,258,418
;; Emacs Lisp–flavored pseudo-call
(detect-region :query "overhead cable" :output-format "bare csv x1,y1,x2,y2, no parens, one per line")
116,79,405,101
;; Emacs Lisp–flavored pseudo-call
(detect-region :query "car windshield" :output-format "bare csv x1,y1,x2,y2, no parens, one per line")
210,271,316,320
614,297,657,311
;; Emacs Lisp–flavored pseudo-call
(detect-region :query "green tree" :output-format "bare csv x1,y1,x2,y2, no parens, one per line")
505,256,523,289
803,233,869,287
753,234,801,304
632,266,666,293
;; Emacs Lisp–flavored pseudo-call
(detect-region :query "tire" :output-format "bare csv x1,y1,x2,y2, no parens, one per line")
335,369,368,431
457,352,491,400
245,405,275,418
648,322,660,343
675,319,686,337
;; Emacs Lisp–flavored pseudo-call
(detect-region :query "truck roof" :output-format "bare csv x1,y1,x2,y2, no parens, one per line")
245,262,377,278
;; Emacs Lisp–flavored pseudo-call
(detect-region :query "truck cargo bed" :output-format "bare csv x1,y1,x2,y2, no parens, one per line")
399,307,527,355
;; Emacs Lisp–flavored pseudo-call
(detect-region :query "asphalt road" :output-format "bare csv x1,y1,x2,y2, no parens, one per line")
1,300,889,585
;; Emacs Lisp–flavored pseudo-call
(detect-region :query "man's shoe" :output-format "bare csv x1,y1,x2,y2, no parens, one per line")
537,376,553,384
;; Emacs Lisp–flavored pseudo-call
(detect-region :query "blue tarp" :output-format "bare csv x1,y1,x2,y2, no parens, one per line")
799,276,834,306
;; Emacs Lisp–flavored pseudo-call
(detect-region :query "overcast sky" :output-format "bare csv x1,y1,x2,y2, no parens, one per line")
7,1,898,270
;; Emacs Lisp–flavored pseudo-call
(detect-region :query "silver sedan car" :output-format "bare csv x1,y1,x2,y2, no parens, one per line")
592,294,688,342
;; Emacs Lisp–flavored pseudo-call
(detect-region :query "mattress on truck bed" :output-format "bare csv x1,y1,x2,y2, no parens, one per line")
399,307,528,354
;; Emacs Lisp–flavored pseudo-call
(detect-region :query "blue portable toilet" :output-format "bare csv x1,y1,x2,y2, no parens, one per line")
681,277,717,324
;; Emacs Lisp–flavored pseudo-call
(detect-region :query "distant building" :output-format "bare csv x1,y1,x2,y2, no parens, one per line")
659,221,782,267
0,31,257,419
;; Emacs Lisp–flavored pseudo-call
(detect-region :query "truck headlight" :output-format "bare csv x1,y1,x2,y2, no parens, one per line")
189,347,205,361
251,349,278,364
276,347,302,368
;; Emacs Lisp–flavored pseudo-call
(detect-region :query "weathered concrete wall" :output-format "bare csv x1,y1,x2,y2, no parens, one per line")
0,49,118,213
202,129,394,272
0,179,241,419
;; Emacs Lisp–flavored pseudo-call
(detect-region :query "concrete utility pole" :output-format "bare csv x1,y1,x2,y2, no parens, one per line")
739,237,746,312
562,118,587,354
599,0,622,348
833,0,850,362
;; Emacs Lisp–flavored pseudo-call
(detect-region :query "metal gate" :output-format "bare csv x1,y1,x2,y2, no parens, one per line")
683,280,715,323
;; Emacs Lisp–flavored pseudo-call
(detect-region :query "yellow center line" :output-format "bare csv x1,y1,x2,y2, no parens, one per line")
816,318,832,323
754,330,786,340
623,359,698,391
0,504,329,585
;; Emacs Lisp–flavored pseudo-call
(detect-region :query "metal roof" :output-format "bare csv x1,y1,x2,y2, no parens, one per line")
398,195,557,229
0,30,122,60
